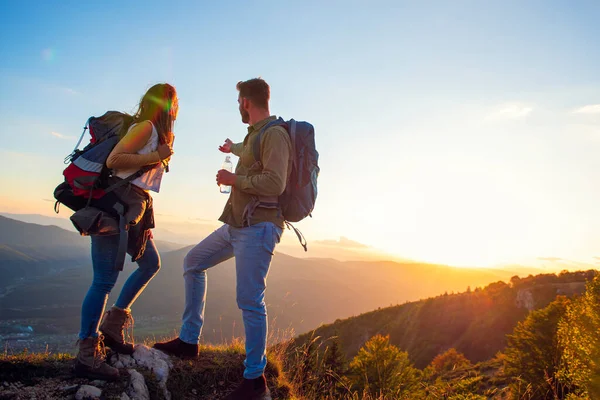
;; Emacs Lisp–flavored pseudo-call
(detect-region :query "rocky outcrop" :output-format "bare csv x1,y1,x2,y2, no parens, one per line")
110,344,172,399
515,288,535,311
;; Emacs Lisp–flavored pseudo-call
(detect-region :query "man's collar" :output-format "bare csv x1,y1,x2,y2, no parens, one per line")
247,116,277,133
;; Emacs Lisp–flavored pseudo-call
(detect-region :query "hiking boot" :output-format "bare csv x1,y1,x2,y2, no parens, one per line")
153,337,198,359
74,336,119,381
99,306,135,355
224,375,271,400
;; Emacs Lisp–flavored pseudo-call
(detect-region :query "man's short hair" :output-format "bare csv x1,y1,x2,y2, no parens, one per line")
236,78,270,109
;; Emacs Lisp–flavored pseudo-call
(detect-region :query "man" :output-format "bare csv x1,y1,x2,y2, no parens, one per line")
154,78,291,400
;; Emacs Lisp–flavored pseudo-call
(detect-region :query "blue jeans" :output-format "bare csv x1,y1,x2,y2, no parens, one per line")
180,222,282,379
79,235,160,340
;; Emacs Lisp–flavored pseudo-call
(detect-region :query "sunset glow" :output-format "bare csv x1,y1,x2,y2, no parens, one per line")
1,1,598,269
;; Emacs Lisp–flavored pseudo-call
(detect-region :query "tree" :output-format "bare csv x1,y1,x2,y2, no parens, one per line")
504,296,570,399
321,337,347,399
430,348,472,376
324,338,345,373
557,275,600,399
349,334,419,399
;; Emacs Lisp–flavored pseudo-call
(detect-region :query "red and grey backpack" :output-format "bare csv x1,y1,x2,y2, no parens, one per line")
54,111,150,269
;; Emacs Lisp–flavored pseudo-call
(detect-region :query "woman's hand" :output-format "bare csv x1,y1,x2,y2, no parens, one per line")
157,143,174,160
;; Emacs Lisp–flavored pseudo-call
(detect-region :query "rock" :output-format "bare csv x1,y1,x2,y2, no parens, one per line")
192,388,198,395
61,384,80,393
120,393,131,400
127,369,150,400
516,289,535,311
90,380,106,387
110,353,136,369
132,344,172,381
2,381,8,387
131,345,173,399
75,385,102,400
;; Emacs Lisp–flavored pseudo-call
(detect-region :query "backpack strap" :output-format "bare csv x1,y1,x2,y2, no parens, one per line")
103,166,152,194
105,166,154,271
113,202,128,271
285,221,307,252
243,119,286,226
288,119,297,178
64,120,91,164
252,118,286,163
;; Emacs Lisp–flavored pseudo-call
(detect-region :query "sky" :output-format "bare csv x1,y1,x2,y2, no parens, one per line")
1,0,599,268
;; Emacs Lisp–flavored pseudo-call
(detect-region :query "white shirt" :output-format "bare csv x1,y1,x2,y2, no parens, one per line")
115,121,165,192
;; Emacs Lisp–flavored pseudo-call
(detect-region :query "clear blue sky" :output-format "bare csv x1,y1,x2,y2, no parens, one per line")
1,1,599,266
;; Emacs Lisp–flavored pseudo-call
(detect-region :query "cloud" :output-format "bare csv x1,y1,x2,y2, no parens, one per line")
62,87,78,96
537,257,563,262
50,131,74,140
486,102,533,120
572,104,600,115
315,236,369,249
594,256,600,263
43,82,79,96
564,123,600,142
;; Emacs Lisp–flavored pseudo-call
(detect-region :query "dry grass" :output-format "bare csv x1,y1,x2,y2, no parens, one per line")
0,339,298,400
166,340,295,399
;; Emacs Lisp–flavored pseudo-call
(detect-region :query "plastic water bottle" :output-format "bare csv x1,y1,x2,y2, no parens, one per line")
220,156,233,194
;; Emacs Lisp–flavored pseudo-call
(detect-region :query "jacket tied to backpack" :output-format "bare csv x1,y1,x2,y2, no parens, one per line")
67,177,155,264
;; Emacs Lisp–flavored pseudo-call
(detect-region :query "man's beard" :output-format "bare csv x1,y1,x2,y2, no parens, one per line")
240,108,250,124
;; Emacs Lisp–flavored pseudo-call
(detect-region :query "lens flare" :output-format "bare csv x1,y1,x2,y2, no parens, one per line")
41,48,55,62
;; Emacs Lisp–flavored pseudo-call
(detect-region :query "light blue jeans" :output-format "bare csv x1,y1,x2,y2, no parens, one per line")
180,222,282,379
79,235,161,340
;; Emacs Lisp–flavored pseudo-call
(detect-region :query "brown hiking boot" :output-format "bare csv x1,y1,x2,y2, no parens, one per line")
99,306,135,355
153,337,198,359
74,335,119,381
224,375,271,400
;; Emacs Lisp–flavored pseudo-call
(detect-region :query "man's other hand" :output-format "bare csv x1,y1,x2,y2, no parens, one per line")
216,169,236,186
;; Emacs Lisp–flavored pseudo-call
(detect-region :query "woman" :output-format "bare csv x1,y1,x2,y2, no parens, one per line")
75,83,178,380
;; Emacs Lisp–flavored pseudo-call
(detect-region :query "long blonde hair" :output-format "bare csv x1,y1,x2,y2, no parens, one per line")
133,83,178,145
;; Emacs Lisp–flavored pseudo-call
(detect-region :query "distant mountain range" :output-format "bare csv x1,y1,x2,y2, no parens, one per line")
0,215,89,287
0,213,440,262
0,215,87,249
0,215,523,348
0,213,79,232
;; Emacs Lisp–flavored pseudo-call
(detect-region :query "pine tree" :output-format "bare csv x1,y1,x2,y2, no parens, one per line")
504,296,570,399
349,334,419,399
321,337,347,398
